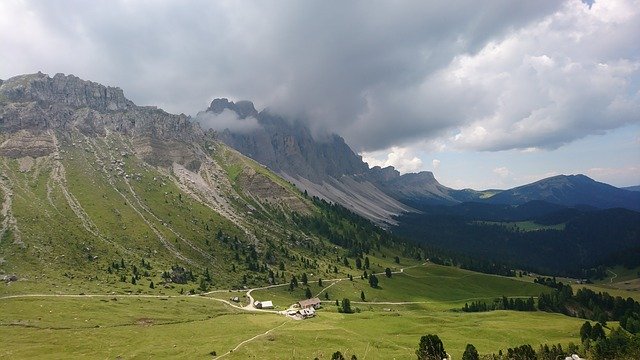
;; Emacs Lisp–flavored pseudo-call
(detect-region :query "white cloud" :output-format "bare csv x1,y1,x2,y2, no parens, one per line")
361,147,424,174
493,166,511,178
432,159,441,170
195,109,261,134
0,0,637,156
443,0,640,151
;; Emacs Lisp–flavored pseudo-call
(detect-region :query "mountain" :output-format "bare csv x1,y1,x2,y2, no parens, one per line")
485,174,640,211
208,99,414,225
0,72,421,289
624,185,640,192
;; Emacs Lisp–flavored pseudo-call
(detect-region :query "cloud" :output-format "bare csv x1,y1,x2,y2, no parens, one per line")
432,159,441,170
493,167,511,178
195,109,261,134
0,0,637,154
585,166,640,186
361,147,424,174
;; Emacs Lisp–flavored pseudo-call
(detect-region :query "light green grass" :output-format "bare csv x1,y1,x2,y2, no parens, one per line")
0,293,586,359
253,264,549,310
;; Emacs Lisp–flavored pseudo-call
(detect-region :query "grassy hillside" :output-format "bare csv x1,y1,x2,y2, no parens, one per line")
0,130,620,359
0,129,401,297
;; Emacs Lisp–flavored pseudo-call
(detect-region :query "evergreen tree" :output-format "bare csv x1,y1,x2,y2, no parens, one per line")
364,257,370,269
360,290,365,302
355,258,362,269
580,321,592,342
149,281,154,289
369,274,379,288
461,344,479,360
416,334,447,360
318,278,323,287
301,273,308,286
305,287,312,299
385,268,392,278
340,298,353,314
331,351,345,360
591,322,605,340
198,277,208,292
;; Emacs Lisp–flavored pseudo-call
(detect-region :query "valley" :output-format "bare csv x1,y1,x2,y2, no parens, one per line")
2,263,588,359
0,73,638,359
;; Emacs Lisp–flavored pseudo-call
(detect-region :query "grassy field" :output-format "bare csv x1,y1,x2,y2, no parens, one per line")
252,263,550,311
3,263,591,359
478,221,565,232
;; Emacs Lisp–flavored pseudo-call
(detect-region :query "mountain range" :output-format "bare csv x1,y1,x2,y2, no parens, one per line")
208,99,640,218
1,72,638,280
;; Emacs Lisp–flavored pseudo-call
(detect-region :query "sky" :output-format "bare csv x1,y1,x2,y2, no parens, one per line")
1,0,639,189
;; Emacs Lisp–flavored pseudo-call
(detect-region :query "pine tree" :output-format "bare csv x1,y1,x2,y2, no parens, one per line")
462,344,479,360
369,274,379,288
416,334,447,360
580,321,592,342
360,290,365,301
305,287,312,299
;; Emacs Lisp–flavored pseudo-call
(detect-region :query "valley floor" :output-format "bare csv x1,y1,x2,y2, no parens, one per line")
1,263,592,359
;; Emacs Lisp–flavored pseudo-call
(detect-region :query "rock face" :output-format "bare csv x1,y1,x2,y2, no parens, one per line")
209,99,425,224
1,72,132,112
0,72,205,159
367,168,458,205
213,100,369,182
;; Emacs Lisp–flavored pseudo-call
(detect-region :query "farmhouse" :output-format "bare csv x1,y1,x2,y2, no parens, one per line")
297,297,321,309
253,300,274,309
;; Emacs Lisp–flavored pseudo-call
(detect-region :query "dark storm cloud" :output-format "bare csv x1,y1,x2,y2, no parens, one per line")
1,0,638,152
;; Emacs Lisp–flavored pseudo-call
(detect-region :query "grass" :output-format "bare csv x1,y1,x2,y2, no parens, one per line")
0,132,601,358
0,296,285,359
477,221,565,232
0,282,587,359
253,263,550,311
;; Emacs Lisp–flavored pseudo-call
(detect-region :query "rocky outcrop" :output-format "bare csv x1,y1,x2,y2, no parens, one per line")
0,130,55,158
213,101,369,182
0,72,132,112
0,73,207,162
368,169,458,204
208,98,258,119
209,99,414,224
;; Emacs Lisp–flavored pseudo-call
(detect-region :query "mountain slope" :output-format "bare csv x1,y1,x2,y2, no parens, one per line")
0,73,419,292
208,99,413,225
485,174,640,211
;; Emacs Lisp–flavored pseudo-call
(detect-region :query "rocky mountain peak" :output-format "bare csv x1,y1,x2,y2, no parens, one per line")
207,98,258,119
0,72,205,164
0,72,133,112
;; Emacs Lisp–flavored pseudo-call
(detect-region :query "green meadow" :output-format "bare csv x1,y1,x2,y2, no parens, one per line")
1,264,589,359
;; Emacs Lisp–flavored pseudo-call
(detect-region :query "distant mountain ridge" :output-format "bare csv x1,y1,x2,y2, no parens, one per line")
486,174,640,211
205,98,640,221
